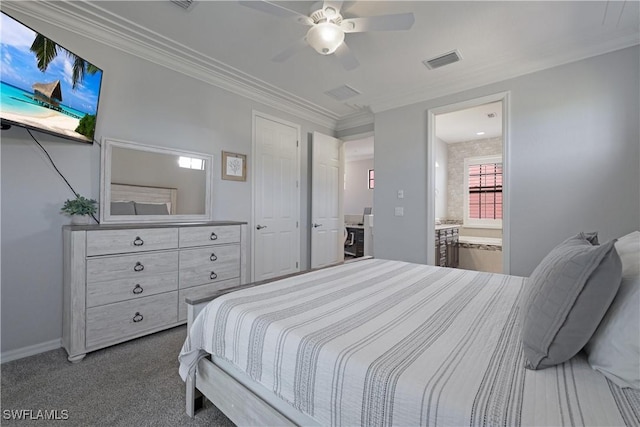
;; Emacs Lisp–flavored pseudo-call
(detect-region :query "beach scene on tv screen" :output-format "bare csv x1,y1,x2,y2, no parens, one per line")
1,13,103,143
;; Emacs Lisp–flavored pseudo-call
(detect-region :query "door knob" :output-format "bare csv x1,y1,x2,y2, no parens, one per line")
312,223,323,228
256,224,267,230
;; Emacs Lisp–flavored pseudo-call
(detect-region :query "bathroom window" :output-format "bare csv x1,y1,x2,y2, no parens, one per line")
368,169,374,189
464,155,502,228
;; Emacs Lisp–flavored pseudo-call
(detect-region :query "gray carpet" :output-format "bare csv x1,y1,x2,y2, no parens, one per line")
1,326,234,426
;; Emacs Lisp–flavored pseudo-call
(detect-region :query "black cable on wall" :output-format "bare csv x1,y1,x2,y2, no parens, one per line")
26,129,100,224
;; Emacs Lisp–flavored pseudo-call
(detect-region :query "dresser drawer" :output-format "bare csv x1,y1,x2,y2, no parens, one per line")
86,292,177,348
86,272,178,308
179,225,240,248
87,228,178,256
178,278,240,321
87,251,178,283
179,244,240,289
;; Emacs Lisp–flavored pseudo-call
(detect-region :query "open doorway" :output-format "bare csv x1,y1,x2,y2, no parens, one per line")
343,136,374,260
429,93,509,273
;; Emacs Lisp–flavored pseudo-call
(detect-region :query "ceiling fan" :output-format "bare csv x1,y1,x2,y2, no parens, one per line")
238,0,415,70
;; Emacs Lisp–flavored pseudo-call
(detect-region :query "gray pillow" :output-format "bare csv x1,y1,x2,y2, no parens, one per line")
110,201,135,215
520,233,622,370
134,202,169,215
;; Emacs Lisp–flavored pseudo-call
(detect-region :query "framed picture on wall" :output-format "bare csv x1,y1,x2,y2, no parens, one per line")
222,151,247,181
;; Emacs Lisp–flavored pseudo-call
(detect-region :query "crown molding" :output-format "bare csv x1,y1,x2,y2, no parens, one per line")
335,110,374,131
2,0,339,130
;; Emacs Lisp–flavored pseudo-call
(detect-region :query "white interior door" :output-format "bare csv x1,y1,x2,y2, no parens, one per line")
253,113,300,281
311,131,344,269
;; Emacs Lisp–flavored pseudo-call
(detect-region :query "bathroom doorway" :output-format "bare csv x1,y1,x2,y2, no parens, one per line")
343,136,374,259
428,93,510,273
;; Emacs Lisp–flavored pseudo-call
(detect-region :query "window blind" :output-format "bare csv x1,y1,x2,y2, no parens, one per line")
468,163,502,220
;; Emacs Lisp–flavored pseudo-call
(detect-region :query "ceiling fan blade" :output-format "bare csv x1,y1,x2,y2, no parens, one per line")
342,12,415,33
238,1,313,25
334,42,359,70
339,1,356,12
271,38,308,63
323,0,344,14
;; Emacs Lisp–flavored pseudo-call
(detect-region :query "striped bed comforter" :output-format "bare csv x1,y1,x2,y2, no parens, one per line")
179,259,640,426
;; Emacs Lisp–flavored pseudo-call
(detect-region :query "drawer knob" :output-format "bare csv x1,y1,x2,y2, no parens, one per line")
132,284,144,295
133,236,144,246
210,271,218,280
132,312,144,323
133,262,145,272
210,253,217,262
210,232,218,241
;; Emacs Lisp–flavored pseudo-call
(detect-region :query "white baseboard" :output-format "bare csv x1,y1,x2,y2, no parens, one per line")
1,339,62,364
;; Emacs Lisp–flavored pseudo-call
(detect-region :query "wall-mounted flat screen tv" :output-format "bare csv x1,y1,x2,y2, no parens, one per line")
1,11,103,144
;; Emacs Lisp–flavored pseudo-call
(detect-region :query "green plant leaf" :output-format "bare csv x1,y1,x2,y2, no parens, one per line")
61,194,97,216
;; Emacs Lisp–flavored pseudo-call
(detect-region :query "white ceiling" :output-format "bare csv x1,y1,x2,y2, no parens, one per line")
4,1,638,129
435,101,502,144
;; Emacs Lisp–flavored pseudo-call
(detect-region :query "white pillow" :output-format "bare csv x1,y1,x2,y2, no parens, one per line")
616,231,640,278
585,231,640,389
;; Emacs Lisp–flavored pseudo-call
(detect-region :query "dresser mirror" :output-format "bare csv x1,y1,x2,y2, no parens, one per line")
100,138,213,223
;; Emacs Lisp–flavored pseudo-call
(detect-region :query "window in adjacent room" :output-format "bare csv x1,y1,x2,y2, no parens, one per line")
464,155,502,228
178,156,205,170
368,169,374,189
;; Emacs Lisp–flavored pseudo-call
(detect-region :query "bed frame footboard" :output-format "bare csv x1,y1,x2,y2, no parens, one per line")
185,369,198,418
186,358,317,425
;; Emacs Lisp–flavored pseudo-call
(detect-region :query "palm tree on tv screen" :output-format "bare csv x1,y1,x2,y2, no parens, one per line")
30,33,99,90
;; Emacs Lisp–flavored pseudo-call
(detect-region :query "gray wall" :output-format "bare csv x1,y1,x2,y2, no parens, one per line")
374,46,640,276
344,158,374,215
0,10,333,355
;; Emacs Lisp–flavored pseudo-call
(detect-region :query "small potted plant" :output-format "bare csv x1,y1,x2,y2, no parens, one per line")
61,194,97,224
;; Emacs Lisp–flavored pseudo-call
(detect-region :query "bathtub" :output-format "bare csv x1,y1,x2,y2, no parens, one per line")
458,236,502,246
457,235,502,273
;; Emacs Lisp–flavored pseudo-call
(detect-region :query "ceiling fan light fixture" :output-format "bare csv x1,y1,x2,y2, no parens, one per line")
306,22,345,55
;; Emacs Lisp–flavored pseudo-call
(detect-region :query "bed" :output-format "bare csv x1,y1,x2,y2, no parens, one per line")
179,234,639,426
110,183,177,215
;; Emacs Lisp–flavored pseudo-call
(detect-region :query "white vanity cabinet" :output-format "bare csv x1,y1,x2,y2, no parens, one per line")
62,222,247,362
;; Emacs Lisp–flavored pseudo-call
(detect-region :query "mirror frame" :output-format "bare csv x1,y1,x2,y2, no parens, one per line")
100,138,213,224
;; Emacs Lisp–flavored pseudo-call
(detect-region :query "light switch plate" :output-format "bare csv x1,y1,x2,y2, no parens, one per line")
394,207,404,216
398,190,404,199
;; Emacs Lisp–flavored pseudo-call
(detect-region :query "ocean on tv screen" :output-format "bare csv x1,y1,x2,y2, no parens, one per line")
1,12,103,142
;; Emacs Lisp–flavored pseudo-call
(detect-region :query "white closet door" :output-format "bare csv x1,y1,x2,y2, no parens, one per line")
252,113,300,281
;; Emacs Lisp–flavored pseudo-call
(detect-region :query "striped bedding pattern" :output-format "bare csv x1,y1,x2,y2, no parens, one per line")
179,259,640,426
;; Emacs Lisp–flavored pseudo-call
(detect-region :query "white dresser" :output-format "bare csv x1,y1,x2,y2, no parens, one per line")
62,222,247,362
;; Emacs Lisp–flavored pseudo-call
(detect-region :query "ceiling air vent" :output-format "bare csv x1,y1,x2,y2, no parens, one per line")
171,0,195,11
423,50,462,70
325,84,361,101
